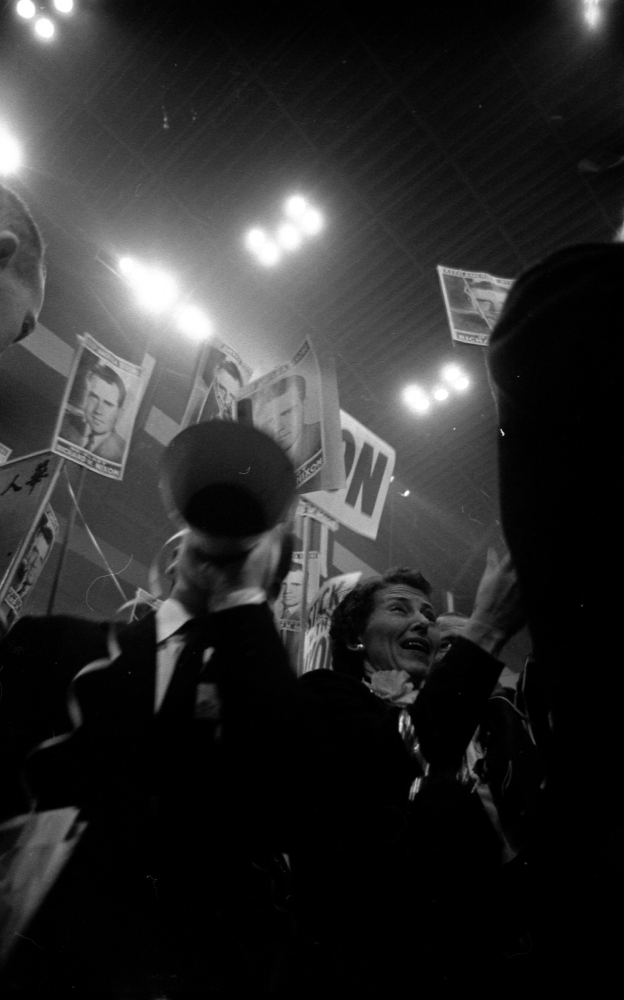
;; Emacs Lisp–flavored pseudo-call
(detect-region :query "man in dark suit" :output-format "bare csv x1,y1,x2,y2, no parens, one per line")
59,362,127,463
1,425,300,995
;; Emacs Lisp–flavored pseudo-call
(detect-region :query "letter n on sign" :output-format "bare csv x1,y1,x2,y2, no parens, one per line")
303,411,395,540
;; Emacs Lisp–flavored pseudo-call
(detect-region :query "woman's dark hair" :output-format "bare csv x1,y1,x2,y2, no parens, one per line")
329,567,432,679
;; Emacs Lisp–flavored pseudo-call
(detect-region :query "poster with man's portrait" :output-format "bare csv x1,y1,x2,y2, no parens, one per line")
52,334,146,480
437,266,513,346
3,505,58,627
236,337,344,493
275,550,320,633
181,340,252,428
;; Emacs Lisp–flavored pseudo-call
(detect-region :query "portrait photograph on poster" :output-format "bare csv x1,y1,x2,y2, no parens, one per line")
437,266,514,346
236,337,343,492
52,334,146,480
181,341,252,428
3,505,58,628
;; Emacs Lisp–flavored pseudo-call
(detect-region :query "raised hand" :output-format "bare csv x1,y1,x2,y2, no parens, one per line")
462,548,526,657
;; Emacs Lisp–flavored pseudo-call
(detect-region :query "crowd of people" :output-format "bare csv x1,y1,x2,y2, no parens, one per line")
0,179,620,994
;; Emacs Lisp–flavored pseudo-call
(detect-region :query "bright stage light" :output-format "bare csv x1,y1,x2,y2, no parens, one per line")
276,222,302,250
246,228,266,252
583,0,602,28
119,258,178,312
16,0,36,18
135,270,178,312
284,195,307,219
119,256,139,277
433,386,449,401
298,207,323,235
401,490,411,497
403,385,430,414
34,17,55,39
176,304,212,342
454,376,470,391
441,364,463,384
0,129,21,174
257,241,281,266
53,0,74,11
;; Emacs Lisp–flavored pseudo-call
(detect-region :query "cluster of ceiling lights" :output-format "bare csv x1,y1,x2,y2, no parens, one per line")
403,364,470,415
118,257,213,342
245,195,324,267
15,0,74,41
583,0,604,28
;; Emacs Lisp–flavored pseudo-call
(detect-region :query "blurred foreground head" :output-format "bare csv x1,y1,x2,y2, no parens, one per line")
160,421,297,613
0,182,45,357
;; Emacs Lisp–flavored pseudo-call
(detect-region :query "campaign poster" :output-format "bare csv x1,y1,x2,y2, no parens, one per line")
304,410,395,541
302,571,362,673
275,550,320,634
3,505,58,628
52,334,146,480
180,340,253,428
437,266,513,346
236,337,344,493
0,451,64,605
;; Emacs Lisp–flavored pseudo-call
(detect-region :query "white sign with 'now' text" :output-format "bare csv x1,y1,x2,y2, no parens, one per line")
303,410,395,540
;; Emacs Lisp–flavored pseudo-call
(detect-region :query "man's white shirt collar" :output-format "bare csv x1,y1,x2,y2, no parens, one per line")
156,596,194,644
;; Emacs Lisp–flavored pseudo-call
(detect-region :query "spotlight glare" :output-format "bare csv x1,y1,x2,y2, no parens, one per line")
433,386,449,401
401,490,411,497
257,241,281,266
135,270,178,312
176,304,212,342
276,222,303,250
16,0,36,18
403,384,430,414
246,228,267,252
53,0,74,11
0,129,21,174
298,207,323,235
583,0,602,28
454,376,470,391
34,17,55,39
284,195,307,219
119,257,139,277
442,364,463,384
120,259,178,312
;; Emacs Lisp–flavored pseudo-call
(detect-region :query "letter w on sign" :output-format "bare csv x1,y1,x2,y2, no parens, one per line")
303,411,395,540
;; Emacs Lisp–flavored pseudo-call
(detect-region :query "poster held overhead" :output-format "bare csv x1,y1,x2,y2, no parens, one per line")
437,266,513,346
2,504,58,628
180,340,252,428
236,337,344,493
52,334,146,481
304,410,395,541
0,451,64,610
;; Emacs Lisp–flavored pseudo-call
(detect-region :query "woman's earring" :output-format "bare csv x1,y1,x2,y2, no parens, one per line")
355,642,365,651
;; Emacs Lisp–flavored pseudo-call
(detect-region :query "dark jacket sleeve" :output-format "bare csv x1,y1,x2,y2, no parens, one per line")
0,615,109,818
413,636,503,768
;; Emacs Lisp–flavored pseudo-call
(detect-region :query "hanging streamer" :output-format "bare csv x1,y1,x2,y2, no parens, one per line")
64,470,128,604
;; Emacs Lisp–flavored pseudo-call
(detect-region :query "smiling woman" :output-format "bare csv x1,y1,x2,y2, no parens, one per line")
293,557,525,990
329,567,440,683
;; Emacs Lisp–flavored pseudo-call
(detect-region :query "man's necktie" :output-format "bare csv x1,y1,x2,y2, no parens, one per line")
158,619,215,730
85,432,95,451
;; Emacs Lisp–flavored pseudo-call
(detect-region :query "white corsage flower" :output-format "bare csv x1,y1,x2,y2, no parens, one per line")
365,669,418,706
